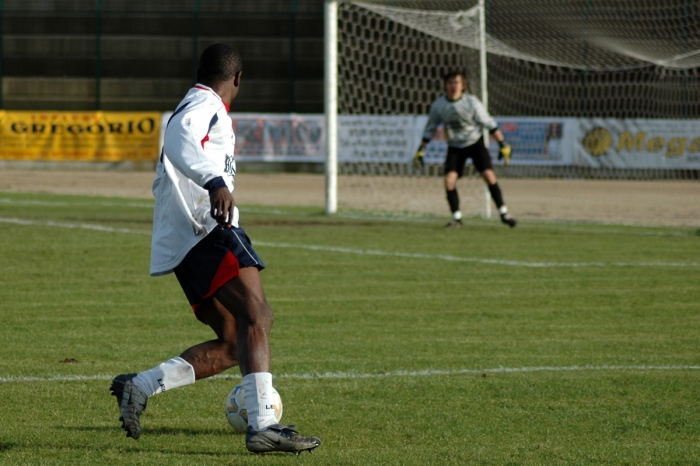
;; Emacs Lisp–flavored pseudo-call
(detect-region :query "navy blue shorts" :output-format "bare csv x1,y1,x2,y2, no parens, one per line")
444,137,493,176
174,226,265,322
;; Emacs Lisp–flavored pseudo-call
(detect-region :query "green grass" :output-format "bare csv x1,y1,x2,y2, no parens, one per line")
0,191,699,465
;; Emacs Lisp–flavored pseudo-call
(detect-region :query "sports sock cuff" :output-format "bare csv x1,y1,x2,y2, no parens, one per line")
242,372,277,431
132,356,195,397
499,205,508,215
453,210,462,220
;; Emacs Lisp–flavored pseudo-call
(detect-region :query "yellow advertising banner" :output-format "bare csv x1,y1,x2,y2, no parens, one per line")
0,111,161,161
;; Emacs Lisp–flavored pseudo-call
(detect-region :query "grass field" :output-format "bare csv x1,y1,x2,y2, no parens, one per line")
0,191,699,465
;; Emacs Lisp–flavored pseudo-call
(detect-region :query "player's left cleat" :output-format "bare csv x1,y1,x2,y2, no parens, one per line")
445,219,463,229
110,373,148,439
500,213,517,228
246,423,321,455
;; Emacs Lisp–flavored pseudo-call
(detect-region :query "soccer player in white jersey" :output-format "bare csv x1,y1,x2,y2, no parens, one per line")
414,70,517,228
110,43,321,455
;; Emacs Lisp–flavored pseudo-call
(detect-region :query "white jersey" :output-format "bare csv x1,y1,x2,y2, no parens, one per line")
150,84,238,276
422,94,498,148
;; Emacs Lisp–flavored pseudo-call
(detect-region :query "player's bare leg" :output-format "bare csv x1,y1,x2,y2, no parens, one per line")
212,266,272,375
444,170,462,228
111,296,241,439
214,266,320,454
180,297,240,379
480,168,517,227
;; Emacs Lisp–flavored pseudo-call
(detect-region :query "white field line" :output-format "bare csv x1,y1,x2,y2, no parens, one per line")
2,365,699,384
1,216,698,268
0,197,154,208
253,241,700,268
0,217,151,235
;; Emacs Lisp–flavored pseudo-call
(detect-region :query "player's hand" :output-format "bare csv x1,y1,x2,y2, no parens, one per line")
413,148,425,169
209,187,236,228
498,143,512,166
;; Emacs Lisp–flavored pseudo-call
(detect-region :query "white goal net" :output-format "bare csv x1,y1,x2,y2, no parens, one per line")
330,0,700,216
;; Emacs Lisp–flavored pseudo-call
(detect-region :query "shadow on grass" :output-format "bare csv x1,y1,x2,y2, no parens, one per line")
56,425,233,437
0,442,16,452
49,427,249,457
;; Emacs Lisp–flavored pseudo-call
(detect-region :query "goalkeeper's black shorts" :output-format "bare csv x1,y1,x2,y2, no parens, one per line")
444,137,493,177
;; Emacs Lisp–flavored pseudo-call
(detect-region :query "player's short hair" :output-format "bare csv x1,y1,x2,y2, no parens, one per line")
197,43,242,84
443,70,467,92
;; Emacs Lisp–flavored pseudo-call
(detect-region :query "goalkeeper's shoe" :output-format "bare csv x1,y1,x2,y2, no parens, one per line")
498,144,512,166
445,219,463,229
413,148,425,169
110,374,148,439
500,212,517,228
246,423,321,455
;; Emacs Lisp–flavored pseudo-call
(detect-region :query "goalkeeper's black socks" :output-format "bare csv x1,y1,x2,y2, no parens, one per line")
488,183,517,227
488,183,504,208
446,189,460,213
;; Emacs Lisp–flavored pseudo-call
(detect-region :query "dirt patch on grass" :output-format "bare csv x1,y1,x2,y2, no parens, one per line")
0,169,697,227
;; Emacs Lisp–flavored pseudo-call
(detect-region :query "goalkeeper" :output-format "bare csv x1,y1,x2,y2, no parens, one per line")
414,70,516,228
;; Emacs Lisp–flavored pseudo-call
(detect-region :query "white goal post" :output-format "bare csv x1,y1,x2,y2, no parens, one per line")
324,0,339,215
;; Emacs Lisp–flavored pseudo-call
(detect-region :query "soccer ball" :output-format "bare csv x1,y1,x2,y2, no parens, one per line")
225,384,283,434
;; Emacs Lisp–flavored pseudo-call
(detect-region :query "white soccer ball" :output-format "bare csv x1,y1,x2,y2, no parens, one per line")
225,384,283,434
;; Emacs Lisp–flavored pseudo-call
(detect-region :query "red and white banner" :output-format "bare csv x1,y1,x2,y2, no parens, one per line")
159,112,700,169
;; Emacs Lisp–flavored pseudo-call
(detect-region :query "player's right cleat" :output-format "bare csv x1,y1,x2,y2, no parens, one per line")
110,374,148,440
500,213,517,228
246,423,321,455
445,219,463,229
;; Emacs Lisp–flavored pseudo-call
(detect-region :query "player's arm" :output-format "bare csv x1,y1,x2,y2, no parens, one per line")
472,98,512,165
489,127,511,165
163,106,235,226
415,102,441,168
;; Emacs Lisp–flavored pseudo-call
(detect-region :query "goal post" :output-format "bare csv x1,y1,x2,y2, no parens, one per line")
324,0,338,215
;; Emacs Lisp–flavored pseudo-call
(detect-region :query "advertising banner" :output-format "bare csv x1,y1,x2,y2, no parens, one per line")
0,111,160,161
338,115,576,165
488,117,576,165
576,118,700,169
338,115,417,162
160,112,326,162
231,114,325,162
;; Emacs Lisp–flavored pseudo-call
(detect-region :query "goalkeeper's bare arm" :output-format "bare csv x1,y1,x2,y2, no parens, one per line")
417,70,517,228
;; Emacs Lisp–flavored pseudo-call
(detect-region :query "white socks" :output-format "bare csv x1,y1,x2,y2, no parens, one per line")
129,361,276,432
499,206,508,215
452,210,462,220
132,356,196,397
242,372,278,431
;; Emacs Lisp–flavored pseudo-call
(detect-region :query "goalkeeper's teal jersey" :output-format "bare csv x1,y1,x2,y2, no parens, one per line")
422,94,498,148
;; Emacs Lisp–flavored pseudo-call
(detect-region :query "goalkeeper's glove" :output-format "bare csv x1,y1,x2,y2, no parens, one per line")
413,147,425,169
498,141,512,166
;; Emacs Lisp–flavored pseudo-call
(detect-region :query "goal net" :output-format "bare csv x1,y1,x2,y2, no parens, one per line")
332,0,700,216
336,1,489,218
